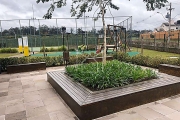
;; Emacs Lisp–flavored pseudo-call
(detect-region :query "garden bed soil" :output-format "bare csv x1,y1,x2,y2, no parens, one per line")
159,64,180,77
48,71,180,120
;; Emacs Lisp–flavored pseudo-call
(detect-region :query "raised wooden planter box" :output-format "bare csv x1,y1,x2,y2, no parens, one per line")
159,64,180,77
7,62,46,74
48,71,180,120
85,56,113,63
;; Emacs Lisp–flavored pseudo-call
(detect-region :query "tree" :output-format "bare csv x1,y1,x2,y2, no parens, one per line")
77,28,83,34
36,0,168,63
40,24,49,35
2,30,9,36
70,28,74,34
97,28,104,35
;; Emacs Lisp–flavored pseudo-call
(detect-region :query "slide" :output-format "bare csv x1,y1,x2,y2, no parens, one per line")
96,48,101,54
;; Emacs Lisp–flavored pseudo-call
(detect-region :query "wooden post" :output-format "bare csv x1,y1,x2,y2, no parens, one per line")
154,32,156,50
178,33,180,49
164,34,166,51
137,31,140,52
141,36,143,55
125,28,127,53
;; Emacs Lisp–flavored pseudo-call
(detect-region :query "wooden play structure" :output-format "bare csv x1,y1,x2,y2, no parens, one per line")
96,24,130,53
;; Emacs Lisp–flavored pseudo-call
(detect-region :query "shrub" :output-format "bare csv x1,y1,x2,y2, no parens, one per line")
66,60,157,90
40,48,50,52
78,45,87,51
50,47,56,52
113,52,129,61
58,45,67,51
177,57,180,65
69,54,88,65
18,57,29,64
29,57,45,63
0,51,179,73
131,55,150,66
45,56,60,66
40,46,68,52
69,48,76,51
0,56,64,72
0,48,18,53
114,51,179,68
0,57,18,71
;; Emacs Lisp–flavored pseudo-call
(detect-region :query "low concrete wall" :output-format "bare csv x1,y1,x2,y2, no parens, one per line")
7,62,46,74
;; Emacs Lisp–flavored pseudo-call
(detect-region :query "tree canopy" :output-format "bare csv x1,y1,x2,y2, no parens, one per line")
36,0,168,19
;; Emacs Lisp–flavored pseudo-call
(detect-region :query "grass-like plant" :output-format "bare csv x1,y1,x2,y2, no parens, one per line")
66,60,157,90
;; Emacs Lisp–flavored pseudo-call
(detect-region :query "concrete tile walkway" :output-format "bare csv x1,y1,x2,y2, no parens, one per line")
0,66,180,120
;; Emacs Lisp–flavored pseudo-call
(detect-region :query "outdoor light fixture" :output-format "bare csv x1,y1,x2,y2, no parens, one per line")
61,26,69,66
62,26,66,33
61,26,66,51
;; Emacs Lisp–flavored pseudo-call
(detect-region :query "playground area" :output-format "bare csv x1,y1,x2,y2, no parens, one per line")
1,16,179,59
30,50,139,57
0,16,133,57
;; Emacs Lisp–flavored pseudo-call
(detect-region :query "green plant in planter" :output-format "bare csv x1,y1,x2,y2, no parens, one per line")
66,60,157,90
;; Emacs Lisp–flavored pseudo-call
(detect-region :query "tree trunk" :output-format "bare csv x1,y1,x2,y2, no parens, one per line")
99,0,106,64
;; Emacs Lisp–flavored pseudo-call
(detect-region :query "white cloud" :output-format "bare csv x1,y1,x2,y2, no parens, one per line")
0,0,180,31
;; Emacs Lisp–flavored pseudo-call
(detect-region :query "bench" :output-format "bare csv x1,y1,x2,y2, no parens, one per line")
7,62,46,74
85,56,113,63
48,71,180,120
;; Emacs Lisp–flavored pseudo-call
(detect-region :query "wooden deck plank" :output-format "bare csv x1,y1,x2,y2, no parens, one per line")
47,71,180,120
85,77,179,103
53,72,91,96
48,72,90,104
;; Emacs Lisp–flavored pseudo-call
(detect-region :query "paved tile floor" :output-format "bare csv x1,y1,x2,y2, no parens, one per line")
0,66,180,120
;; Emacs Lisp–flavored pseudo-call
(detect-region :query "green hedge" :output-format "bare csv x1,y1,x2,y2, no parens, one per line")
0,56,64,72
0,53,92,72
40,46,67,52
113,52,180,68
1,51,180,72
0,48,18,53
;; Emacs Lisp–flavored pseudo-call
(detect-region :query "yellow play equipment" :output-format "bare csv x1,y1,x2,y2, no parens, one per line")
23,36,29,57
78,45,87,52
18,38,23,53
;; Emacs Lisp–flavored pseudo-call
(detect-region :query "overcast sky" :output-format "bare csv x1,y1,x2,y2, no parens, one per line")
0,0,180,31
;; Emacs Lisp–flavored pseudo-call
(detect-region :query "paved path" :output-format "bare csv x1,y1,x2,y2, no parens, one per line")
0,66,180,120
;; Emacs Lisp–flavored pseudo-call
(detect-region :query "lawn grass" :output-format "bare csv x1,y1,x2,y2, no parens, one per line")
0,53,20,58
131,47,180,59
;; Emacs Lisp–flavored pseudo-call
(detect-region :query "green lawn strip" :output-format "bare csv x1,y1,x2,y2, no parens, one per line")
131,47,180,59
0,53,20,58
66,60,157,90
